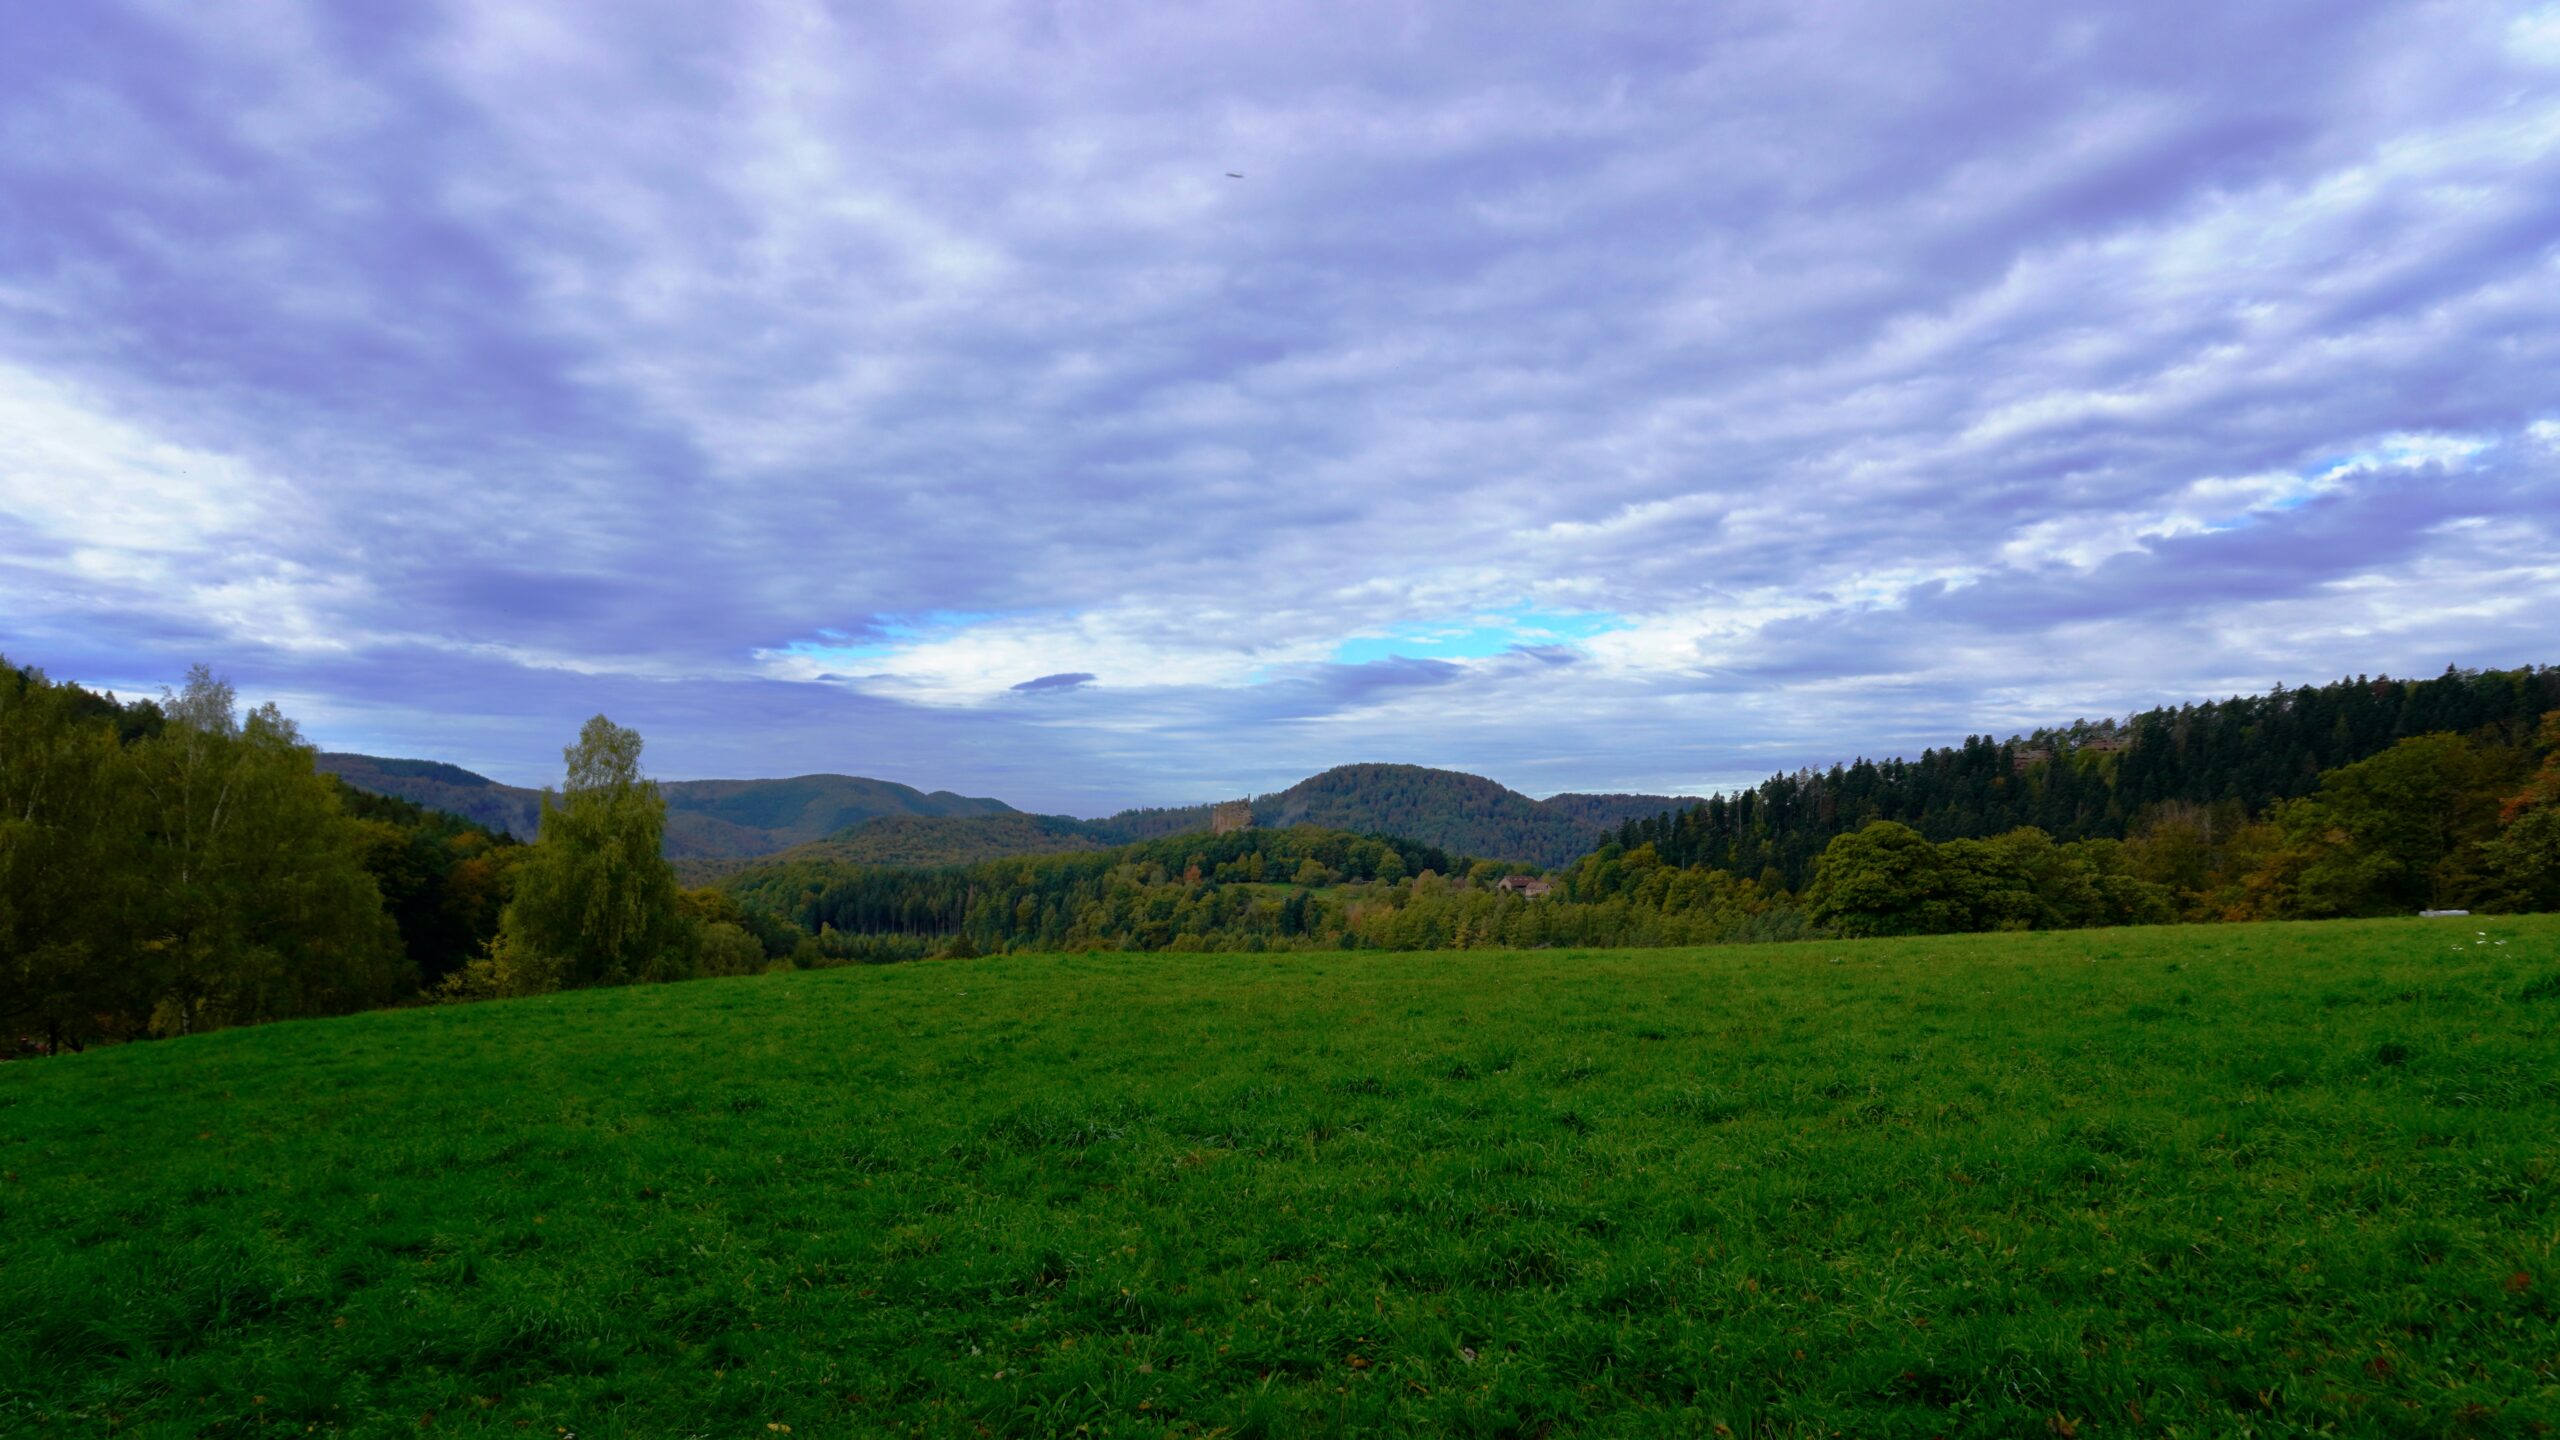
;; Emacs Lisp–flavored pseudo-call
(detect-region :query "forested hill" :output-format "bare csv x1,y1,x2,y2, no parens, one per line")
1617,664,2560,889
656,776,1016,858
318,755,543,838
1248,764,1620,867
318,754,1019,860
1099,764,1691,868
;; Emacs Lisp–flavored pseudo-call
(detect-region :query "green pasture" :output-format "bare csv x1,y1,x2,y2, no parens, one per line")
3,918,2557,1437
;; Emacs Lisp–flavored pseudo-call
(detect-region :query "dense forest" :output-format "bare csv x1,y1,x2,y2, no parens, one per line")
727,826,1460,953
328,784,520,990
1616,666,2560,889
1536,790,1715,832
724,824,1817,955
1787,714,2560,932
1,661,520,1050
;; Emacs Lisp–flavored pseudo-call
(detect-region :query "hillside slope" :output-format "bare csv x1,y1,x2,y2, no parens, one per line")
658,775,1017,858
316,754,542,838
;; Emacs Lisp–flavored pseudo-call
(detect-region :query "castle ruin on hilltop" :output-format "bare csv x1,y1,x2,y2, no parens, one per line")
1210,800,1255,834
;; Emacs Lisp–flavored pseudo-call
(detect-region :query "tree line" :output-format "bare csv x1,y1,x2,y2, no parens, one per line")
1786,717,2560,935
1614,666,2560,889
726,826,1463,954
727,826,1805,955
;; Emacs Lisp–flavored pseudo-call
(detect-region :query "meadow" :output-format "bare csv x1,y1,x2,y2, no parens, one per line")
3,918,2556,1438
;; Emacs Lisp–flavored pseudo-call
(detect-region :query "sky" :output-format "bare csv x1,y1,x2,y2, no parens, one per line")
4,1,2559,814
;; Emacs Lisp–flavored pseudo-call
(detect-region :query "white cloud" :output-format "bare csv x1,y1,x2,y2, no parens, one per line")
2509,6,2560,65
0,365,388,658
756,608,1342,705
2331,432,2493,473
1997,430,2496,572
0,364,274,552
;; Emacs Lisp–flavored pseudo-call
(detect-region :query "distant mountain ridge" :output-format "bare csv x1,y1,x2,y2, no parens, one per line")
316,754,1020,860
318,755,544,839
321,753,1702,870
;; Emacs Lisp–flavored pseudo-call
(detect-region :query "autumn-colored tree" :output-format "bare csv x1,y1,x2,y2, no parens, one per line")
2478,810,2560,913
2261,733,2517,917
2501,711,2560,822
2467,712,2560,913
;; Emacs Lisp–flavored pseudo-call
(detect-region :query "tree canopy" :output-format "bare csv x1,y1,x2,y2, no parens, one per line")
1616,666,2560,888
485,715,691,990
1,660,422,1049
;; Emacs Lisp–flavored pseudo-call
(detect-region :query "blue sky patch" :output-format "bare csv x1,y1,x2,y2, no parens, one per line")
1329,607,1628,666
779,612,1001,667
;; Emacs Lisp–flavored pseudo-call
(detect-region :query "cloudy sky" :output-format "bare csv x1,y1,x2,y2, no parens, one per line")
5,1,2558,812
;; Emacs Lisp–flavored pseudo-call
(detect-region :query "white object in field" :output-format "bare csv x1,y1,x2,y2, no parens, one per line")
2417,909,2470,917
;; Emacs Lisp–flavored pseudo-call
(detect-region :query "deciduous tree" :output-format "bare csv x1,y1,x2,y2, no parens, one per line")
128,667,406,1033
493,715,689,987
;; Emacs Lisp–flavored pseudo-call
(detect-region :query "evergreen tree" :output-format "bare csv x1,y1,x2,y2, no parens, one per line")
1628,667,2560,887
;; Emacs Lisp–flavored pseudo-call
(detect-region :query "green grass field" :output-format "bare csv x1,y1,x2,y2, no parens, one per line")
5,920,2557,1438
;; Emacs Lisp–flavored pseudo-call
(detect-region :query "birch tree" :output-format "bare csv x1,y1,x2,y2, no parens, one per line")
493,714,689,988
